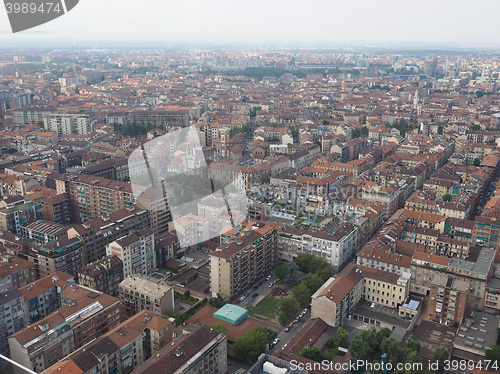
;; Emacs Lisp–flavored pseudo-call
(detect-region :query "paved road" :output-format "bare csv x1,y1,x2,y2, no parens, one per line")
237,272,277,308
270,309,311,353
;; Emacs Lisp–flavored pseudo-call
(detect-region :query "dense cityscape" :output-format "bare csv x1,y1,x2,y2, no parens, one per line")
2,45,500,374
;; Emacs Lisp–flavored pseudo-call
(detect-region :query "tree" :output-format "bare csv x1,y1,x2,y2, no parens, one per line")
299,347,324,362
406,338,421,355
404,350,422,374
302,273,324,294
276,264,289,280
210,323,228,335
336,327,349,348
278,296,300,325
184,290,191,298
208,294,227,308
485,344,500,370
232,327,270,364
473,157,481,166
349,337,371,361
292,283,312,306
442,194,452,202
432,347,449,374
284,269,302,288
36,121,44,127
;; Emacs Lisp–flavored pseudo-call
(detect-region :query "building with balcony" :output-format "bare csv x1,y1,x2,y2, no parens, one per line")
106,228,155,278
77,255,124,297
427,273,469,325
35,237,84,278
210,221,278,299
42,310,174,374
67,205,151,266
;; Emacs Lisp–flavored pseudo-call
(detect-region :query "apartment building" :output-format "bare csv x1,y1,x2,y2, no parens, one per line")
42,310,174,374
35,237,84,277
210,221,278,298
136,187,172,236
77,255,124,297
132,325,227,374
0,256,37,290
19,272,74,324
13,108,53,126
129,110,190,128
42,194,71,225
68,173,136,223
9,312,75,373
311,263,411,326
0,198,43,235
20,220,68,244
43,113,94,139
277,223,358,271
9,291,122,373
473,216,500,248
106,228,156,278
119,275,174,319
411,247,495,309
67,205,151,265
0,288,25,358
427,273,469,325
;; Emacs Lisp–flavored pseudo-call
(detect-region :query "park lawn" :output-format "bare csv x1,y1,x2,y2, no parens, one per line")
249,297,280,318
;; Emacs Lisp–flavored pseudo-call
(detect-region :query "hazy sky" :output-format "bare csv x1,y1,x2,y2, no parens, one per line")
1,0,500,46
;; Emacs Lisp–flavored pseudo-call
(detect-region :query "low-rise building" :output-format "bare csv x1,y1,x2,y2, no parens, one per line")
311,263,411,326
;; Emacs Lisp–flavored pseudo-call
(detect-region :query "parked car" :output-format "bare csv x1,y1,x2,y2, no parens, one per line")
235,299,241,304
253,284,259,290
303,308,308,314
285,327,290,332
252,293,258,298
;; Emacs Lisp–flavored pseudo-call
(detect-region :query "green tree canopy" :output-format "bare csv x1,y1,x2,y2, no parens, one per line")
485,344,500,370
232,327,271,364
442,194,452,202
208,294,227,308
432,347,449,374
302,273,325,295
276,263,289,280
292,283,312,306
278,296,300,325
299,347,324,362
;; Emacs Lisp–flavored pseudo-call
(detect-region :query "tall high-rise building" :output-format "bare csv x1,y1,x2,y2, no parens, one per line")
106,228,156,278
210,221,278,298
